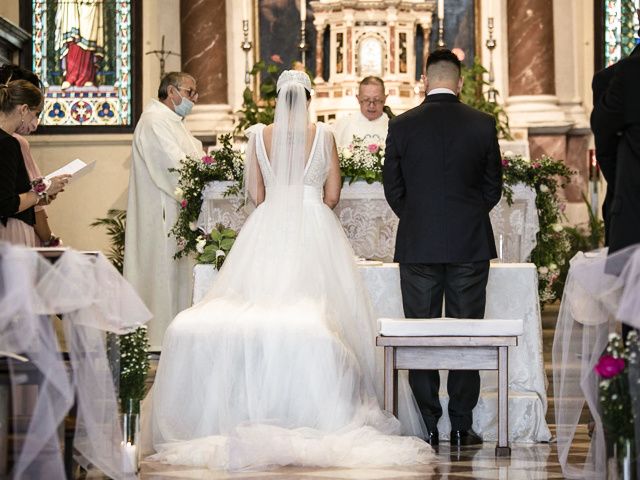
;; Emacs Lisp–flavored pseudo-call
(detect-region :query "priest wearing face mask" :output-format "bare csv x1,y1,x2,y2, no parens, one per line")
333,76,389,149
124,71,203,349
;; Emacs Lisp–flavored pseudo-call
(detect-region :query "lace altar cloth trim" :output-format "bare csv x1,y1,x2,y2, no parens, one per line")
198,182,539,263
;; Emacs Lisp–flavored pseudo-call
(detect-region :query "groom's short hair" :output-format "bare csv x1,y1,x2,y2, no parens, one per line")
425,49,461,82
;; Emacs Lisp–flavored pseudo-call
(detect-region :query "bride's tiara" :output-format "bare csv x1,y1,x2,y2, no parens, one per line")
277,70,312,93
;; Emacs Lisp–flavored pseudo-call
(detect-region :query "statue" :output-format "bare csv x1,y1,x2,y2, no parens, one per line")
55,0,105,89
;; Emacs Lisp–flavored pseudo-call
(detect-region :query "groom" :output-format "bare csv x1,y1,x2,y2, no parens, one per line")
383,49,502,446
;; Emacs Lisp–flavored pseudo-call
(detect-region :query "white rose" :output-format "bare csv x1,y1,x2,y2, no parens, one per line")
174,187,184,200
549,263,558,271
522,156,531,164
381,156,385,165
379,148,385,157
538,266,549,275
215,249,226,258
342,148,353,159
196,236,207,254
552,224,564,233
189,222,198,231
539,184,549,193
503,150,514,158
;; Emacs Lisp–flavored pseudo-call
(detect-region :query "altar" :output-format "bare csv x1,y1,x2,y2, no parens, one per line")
198,181,539,263
193,261,551,443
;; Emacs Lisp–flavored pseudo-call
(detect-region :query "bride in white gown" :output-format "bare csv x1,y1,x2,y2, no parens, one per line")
149,70,434,470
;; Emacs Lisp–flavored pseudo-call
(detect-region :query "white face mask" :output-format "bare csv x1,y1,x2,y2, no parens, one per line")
172,90,194,118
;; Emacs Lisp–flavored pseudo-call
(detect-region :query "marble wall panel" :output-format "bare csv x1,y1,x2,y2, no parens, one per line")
181,0,228,104
507,0,555,96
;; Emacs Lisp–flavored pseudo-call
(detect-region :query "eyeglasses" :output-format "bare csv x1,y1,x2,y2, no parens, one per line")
359,98,385,106
176,86,199,100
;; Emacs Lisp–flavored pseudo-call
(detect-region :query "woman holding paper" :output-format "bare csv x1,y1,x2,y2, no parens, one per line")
0,80,68,246
0,64,68,246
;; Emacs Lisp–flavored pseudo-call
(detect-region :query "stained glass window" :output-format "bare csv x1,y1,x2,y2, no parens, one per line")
604,0,640,66
31,0,134,127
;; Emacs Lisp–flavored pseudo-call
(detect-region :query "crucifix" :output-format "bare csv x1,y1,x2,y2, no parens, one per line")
145,35,181,81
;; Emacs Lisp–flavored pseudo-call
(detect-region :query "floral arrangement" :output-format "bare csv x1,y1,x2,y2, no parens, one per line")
170,134,244,258
595,332,638,477
91,209,150,412
194,223,237,269
501,152,574,304
339,136,385,184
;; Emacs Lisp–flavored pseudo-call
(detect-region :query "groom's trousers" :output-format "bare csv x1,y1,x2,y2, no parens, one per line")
399,261,490,432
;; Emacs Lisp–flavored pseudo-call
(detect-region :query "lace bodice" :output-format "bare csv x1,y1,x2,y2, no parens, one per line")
254,123,330,189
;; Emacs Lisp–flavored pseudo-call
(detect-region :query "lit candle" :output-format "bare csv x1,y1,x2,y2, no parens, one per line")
122,441,138,473
438,0,444,20
300,0,306,21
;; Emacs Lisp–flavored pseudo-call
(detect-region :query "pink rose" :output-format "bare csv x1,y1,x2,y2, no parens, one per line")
180,199,188,209
501,158,510,167
368,144,380,154
202,155,215,165
532,162,541,168
270,54,283,64
594,354,626,379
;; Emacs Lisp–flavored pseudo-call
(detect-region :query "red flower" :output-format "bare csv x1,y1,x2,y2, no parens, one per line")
270,54,283,64
501,158,510,167
202,155,215,165
180,199,188,209
368,144,380,154
594,354,626,378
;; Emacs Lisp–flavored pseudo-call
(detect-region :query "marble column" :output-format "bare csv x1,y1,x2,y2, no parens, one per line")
181,0,228,104
314,22,324,83
180,0,233,137
505,0,566,127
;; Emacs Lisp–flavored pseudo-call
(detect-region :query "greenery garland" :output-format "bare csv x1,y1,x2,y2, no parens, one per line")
501,153,574,304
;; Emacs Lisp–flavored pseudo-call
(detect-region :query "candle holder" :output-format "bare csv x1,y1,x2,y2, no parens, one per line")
437,18,446,49
241,19,253,87
299,20,308,66
120,399,140,474
485,17,498,103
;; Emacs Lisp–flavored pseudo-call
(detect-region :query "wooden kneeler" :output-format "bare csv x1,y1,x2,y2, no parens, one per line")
376,317,524,457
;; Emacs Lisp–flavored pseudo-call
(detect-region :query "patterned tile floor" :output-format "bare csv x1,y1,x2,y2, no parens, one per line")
136,425,590,479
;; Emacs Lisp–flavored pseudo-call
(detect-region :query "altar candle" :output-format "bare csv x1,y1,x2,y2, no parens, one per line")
122,441,138,473
438,0,444,20
300,0,306,21
242,0,247,21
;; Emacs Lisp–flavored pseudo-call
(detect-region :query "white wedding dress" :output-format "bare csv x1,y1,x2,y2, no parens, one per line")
148,117,433,470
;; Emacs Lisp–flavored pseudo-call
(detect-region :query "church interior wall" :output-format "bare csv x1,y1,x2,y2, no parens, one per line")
0,0,605,249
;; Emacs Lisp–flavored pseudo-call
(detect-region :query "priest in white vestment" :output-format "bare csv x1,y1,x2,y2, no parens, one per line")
333,76,389,148
124,72,203,349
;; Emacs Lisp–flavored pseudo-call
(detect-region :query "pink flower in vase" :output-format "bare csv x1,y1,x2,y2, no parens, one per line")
180,199,188,209
202,155,215,165
368,144,380,154
594,354,626,378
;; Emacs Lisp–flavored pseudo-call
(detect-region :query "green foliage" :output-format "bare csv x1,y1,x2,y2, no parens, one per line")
196,224,238,269
91,209,150,411
170,134,244,258
90,209,126,273
460,60,512,140
501,154,575,305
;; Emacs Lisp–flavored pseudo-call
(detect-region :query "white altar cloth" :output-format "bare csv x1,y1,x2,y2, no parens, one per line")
192,262,551,443
197,182,539,263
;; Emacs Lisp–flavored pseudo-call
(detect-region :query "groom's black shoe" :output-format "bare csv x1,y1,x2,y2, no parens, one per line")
425,428,439,446
450,429,482,446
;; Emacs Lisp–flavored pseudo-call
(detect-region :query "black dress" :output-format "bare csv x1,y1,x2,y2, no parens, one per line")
0,128,35,228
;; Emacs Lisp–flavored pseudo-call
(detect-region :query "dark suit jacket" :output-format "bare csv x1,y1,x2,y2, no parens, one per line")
383,93,503,264
591,44,640,245
591,54,640,252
